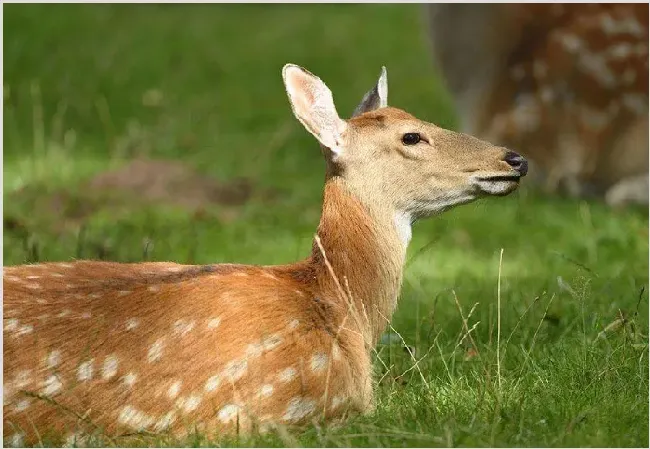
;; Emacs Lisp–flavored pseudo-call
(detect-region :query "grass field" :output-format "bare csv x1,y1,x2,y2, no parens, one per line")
3,4,649,447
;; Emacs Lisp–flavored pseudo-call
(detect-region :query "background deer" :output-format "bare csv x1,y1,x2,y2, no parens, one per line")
427,3,648,206
3,64,527,446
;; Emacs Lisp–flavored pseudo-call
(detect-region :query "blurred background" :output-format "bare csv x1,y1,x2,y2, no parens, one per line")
2,4,648,446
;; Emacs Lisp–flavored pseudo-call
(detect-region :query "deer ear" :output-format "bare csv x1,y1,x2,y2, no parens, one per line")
282,64,347,155
352,66,388,117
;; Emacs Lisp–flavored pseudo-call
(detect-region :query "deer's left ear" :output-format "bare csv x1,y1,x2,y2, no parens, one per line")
352,66,388,117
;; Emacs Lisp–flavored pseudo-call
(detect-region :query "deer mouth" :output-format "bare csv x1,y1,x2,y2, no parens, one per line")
471,173,521,196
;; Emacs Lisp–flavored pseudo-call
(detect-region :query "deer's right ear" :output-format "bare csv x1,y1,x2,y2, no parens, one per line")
282,64,348,155
352,66,388,117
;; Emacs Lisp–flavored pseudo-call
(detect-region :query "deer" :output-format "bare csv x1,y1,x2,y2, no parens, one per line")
3,63,528,447
427,3,648,207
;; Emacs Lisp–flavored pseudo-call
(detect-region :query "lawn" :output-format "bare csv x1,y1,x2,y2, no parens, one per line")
3,4,649,447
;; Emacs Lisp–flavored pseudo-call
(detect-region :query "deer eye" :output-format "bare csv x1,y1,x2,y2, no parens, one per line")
401,133,421,145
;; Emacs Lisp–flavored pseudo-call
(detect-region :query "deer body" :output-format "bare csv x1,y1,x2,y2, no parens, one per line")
3,65,527,446
427,4,648,206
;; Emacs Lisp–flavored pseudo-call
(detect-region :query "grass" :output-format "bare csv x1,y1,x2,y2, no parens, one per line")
3,4,649,447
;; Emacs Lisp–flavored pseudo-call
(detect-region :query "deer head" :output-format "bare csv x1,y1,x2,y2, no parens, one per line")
282,64,528,233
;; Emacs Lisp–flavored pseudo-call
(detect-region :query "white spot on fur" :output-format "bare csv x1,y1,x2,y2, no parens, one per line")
263,334,282,351
608,42,634,59
26,275,40,279
57,263,74,268
118,405,155,430
246,343,263,358
181,395,202,413
283,397,316,422
43,375,62,395
88,293,102,299
311,352,328,372
26,283,42,290
57,309,71,318
148,338,165,362
578,53,616,88
15,398,31,412
118,290,132,297
224,360,247,382
154,411,176,431
51,273,64,278
125,318,139,330
15,370,32,388
232,272,248,277
288,319,300,330
102,355,119,380
259,384,274,398
15,324,33,337
218,404,241,423
330,394,346,410
207,317,221,329
122,373,137,388
261,271,278,280
80,312,92,319
600,14,644,37
205,375,221,392
167,380,182,399
4,318,19,332
148,285,160,292
173,319,195,337
278,367,297,383
47,350,61,368
8,433,24,448
559,33,582,52
540,86,554,103
532,60,547,79
621,93,647,114
77,360,94,382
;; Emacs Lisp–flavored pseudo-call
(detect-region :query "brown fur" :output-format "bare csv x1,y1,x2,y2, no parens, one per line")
3,70,524,446
428,4,649,205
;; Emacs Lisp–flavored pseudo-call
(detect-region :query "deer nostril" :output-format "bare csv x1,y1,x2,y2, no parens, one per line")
503,150,528,177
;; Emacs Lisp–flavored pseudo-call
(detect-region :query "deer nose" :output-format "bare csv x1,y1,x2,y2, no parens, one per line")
503,151,528,177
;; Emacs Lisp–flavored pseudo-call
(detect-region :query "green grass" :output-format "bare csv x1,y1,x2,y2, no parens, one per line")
3,4,649,447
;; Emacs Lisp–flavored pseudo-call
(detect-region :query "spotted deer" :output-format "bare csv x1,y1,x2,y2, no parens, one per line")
427,3,648,206
3,64,527,446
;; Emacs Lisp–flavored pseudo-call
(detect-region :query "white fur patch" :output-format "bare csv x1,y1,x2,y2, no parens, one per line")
224,360,247,382
148,339,165,362
77,360,94,382
310,352,328,372
205,375,221,392
42,375,62,396
167,380,182,399
394,212,413,246
118,405,155,430
102,355,119,380
218,404,241,423
283,397,316,422
278,367,297,383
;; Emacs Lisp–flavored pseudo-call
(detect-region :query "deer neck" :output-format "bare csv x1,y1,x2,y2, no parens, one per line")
308,176,409,347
